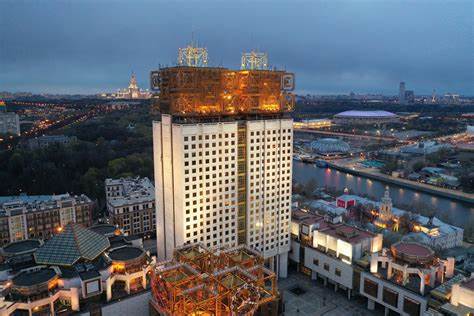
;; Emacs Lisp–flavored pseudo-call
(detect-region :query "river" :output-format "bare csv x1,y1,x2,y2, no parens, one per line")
293,161,474,226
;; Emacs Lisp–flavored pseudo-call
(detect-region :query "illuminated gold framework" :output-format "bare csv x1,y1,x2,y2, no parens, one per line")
150,66,295,116
150,244,279,316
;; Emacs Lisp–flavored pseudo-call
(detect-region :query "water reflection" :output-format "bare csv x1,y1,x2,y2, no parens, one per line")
293,161,473,225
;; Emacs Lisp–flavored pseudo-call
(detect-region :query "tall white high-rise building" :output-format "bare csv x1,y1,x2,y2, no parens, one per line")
151,47,295,277
153,116,292,275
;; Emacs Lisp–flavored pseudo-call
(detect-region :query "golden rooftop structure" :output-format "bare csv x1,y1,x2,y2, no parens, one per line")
150,45,295,117
150,243,279,316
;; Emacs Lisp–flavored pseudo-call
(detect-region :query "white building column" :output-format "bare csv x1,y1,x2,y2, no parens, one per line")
384,307,389,316
125,278,131,294
50,301,55,315
367,299,375,310
311,271,317,281
278,252,288,278
70,287,80,311
106,278,113,301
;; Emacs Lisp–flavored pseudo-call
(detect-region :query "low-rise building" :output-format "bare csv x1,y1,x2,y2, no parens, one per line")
290,209,383,299
0,223,154,316
105,177,155,238
293,118,332,129
440,275,474,315
360,241,456,316
0,194,94,246
25,135,77,150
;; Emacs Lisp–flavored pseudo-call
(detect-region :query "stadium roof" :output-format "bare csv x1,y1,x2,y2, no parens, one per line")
35,223,110,266
334,110,397,118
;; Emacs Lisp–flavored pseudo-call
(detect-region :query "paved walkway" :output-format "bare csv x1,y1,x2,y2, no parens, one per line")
279,272,382,316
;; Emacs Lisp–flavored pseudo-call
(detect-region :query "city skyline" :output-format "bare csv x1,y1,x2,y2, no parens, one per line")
1,0,473,95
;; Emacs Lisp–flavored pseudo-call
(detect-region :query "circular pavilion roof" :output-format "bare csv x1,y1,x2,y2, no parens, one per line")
391,241,435,265
12,268,57,287
310,138,350,154
108,246,145,262
2,239,41,256
90,224,117,236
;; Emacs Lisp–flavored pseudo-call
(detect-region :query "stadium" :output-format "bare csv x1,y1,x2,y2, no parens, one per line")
310,138,350,157
333,110,399,125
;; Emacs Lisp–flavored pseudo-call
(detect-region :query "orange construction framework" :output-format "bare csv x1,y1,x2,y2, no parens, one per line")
150,66,295,116
150,243,278,316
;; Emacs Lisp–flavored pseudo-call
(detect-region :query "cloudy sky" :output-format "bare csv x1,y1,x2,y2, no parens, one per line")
0,0,472,95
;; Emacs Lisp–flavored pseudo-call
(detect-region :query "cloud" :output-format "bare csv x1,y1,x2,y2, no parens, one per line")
0,0,472,95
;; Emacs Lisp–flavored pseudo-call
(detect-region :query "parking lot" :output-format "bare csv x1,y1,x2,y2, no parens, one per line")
279,272,382,316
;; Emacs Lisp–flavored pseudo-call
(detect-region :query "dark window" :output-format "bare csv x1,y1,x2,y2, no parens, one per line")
383,287,399,307
324,263,330,271
335,268,341,277
403,297,421,316
363,279,378,298
313,259,319,266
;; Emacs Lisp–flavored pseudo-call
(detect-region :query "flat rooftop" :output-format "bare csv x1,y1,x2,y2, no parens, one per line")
319,223,375,244
462,278,474,291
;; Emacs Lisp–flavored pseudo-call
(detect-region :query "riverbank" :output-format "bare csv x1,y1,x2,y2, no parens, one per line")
327,161,474,205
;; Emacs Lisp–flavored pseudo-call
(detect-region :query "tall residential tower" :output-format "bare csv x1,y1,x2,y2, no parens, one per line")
152,44,295,277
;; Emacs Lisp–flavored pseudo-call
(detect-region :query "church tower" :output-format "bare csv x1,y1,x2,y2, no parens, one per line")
379,187,393,221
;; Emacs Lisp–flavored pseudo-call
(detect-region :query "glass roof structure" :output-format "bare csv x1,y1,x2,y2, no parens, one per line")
35,224,110,266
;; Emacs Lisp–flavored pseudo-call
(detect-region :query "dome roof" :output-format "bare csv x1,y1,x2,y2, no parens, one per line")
310,138,350,154
334,110,397,118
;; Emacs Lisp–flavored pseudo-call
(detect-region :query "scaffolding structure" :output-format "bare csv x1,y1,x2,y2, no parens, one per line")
150,65,294,116
150,244,278,316
241,51,268,70
178,43,208,67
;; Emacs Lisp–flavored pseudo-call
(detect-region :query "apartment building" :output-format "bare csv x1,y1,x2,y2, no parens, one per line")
105,177,155,237
0,112,20,136
0,194,93,246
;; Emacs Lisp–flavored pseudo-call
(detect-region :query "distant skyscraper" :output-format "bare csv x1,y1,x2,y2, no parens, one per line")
399,81,406,105
405,90,415,104
152,45,295,277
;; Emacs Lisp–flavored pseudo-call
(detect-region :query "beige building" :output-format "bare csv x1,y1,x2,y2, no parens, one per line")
105,177,155,238
153,115,293,277
0,194,93,246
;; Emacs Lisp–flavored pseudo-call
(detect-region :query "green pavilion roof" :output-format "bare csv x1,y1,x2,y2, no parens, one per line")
35,223,110,266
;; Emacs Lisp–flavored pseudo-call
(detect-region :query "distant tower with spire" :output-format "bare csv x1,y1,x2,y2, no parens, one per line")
379,187,393,222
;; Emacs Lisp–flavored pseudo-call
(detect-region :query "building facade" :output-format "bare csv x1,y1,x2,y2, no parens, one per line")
360,242,455,316
151,49,295,277
153,116,292,276
0,224,154,316
0,194,93,246
105,177,155,238
0,112,20,136
289,209,382,299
